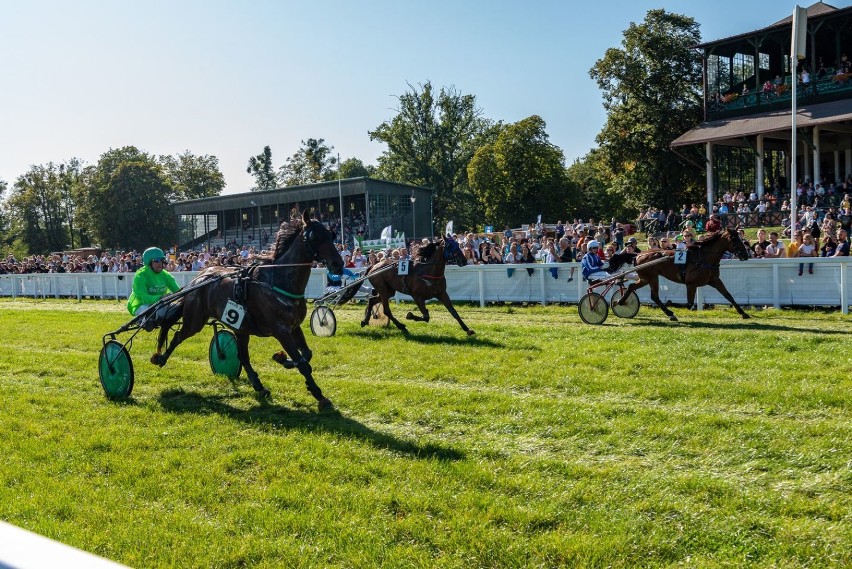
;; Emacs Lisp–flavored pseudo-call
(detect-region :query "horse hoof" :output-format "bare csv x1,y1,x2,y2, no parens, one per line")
360,320,368,328
467,330,476,336
405,312,415,320
318,397,334,411
742,313,751,319
150,353,165,367
255,388,271,398
669,315,678,322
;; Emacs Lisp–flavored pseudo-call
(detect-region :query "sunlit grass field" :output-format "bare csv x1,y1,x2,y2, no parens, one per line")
0,298,850,568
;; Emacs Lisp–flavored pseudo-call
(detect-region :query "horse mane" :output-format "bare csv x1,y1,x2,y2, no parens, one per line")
418,241,438,260
696,231,723,247
270,216,305,259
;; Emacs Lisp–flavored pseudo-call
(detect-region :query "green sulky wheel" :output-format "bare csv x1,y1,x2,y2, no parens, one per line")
99,340,134,400
209,329,242,379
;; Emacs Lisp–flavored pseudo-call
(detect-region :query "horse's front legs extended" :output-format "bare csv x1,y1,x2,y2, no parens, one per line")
436,291,474,336
272,331,333,410
708,276,750,319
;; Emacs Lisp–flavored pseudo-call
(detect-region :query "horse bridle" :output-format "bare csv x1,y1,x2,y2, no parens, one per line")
303,221,335,263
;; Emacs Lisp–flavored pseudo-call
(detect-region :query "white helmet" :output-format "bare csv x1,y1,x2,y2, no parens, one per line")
587,240,600,249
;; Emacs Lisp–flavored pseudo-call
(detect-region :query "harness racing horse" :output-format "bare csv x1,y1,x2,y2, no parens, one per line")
359,237,475,336
617,228,751,321
153,211,344,409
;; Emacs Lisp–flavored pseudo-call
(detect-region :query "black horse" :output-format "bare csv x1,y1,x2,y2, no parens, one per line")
616,228,751,321
355,237,474,335
153,211,344,409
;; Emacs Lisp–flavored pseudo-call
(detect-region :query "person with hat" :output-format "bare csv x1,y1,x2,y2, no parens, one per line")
127,246,181,329
580,240,609,282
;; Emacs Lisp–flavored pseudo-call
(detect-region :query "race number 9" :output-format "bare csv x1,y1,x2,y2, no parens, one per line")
674,250,688,264
222,300,246,329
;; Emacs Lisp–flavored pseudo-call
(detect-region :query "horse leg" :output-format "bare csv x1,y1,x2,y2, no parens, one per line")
686,284,697,311
272,331,333,410
361,294,379,327
382,295,408,333
406,296,429,322
646,277,677,321
151,311,206,367
237,334,270,397
708,277,751,319
436,291,475,336
272,325,312,368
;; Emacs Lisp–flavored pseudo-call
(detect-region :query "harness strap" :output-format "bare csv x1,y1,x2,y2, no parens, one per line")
272,285,305,299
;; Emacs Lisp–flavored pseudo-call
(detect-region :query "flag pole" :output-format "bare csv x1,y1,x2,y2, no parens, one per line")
338,153,344,246
790,5,807,238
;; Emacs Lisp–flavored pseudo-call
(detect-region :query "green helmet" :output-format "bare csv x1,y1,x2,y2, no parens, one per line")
142,247,166,266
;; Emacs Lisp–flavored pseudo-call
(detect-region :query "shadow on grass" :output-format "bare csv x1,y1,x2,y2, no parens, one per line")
621,315,849,335
157,388,465,462
354,328,505,348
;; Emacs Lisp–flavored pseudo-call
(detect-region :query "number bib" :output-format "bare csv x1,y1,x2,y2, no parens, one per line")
673,250,688,265
221,300,246,329
398,260,410,275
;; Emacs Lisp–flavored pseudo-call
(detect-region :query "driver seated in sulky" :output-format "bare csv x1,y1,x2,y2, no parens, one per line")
127,247,181,331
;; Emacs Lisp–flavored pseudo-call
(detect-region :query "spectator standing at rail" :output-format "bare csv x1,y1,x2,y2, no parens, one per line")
834,229,850,256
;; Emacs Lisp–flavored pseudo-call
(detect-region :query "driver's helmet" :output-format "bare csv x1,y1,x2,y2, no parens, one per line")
142,247,166,266
587,240,600,250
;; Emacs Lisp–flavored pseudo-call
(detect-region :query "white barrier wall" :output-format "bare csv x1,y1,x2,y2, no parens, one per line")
1,259,850,314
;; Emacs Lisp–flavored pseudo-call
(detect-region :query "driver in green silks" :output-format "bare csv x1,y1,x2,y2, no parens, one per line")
127,247,181,329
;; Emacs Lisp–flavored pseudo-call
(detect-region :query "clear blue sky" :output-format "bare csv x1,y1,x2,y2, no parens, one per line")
1,1,845,195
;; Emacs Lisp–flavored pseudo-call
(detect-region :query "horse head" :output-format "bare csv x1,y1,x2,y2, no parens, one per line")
443,236,467,267
301,210,344,274
725,227,750,261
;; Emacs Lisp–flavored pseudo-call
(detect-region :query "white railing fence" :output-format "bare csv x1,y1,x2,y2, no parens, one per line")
1,259,850,314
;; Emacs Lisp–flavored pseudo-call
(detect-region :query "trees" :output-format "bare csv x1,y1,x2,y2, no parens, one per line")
589,9,704,212
76,147,175,250
335,157,374,180
246,145,278,191
5,162,81,254
159,151,226,200
468,116,575,228
369,81,492,231
278,138,338,186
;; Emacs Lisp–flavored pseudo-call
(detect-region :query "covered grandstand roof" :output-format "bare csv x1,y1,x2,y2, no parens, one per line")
671,99,852,147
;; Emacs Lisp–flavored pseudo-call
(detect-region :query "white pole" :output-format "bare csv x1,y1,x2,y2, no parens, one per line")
338,153,344,245
790,5,808,236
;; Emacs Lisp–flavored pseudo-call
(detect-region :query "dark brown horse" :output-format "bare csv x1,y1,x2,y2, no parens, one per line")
358,237,474,335
153,211,344,409
617,228,751,321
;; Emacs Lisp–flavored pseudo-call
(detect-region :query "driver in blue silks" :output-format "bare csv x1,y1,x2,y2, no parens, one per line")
581,240,610,282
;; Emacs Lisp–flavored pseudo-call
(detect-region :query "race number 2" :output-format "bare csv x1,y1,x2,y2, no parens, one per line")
674,250,688,264
221,300,246,329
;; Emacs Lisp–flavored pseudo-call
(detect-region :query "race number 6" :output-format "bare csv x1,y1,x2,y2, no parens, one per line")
222,300,246,329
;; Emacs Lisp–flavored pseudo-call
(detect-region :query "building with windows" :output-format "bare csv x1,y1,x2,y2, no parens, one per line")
672,2,852,207
173,177,433,251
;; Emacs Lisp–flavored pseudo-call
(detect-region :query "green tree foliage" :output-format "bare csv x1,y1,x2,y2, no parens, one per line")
246,145,278,190
159,151,226,200
566,149,627,221
589,9,704,212
77,147,175,250
369,81,492,231
279,138,338,186
6,163,78,254
468,116,573,228
329,157,374,181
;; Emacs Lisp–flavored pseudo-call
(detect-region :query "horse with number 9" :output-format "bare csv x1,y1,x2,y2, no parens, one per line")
152,210,344,410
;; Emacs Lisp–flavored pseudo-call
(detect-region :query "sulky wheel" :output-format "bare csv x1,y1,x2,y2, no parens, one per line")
578,292,609,325
310,306,337,337
208,329,242,379
98,340,134,400
611,289,640,319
